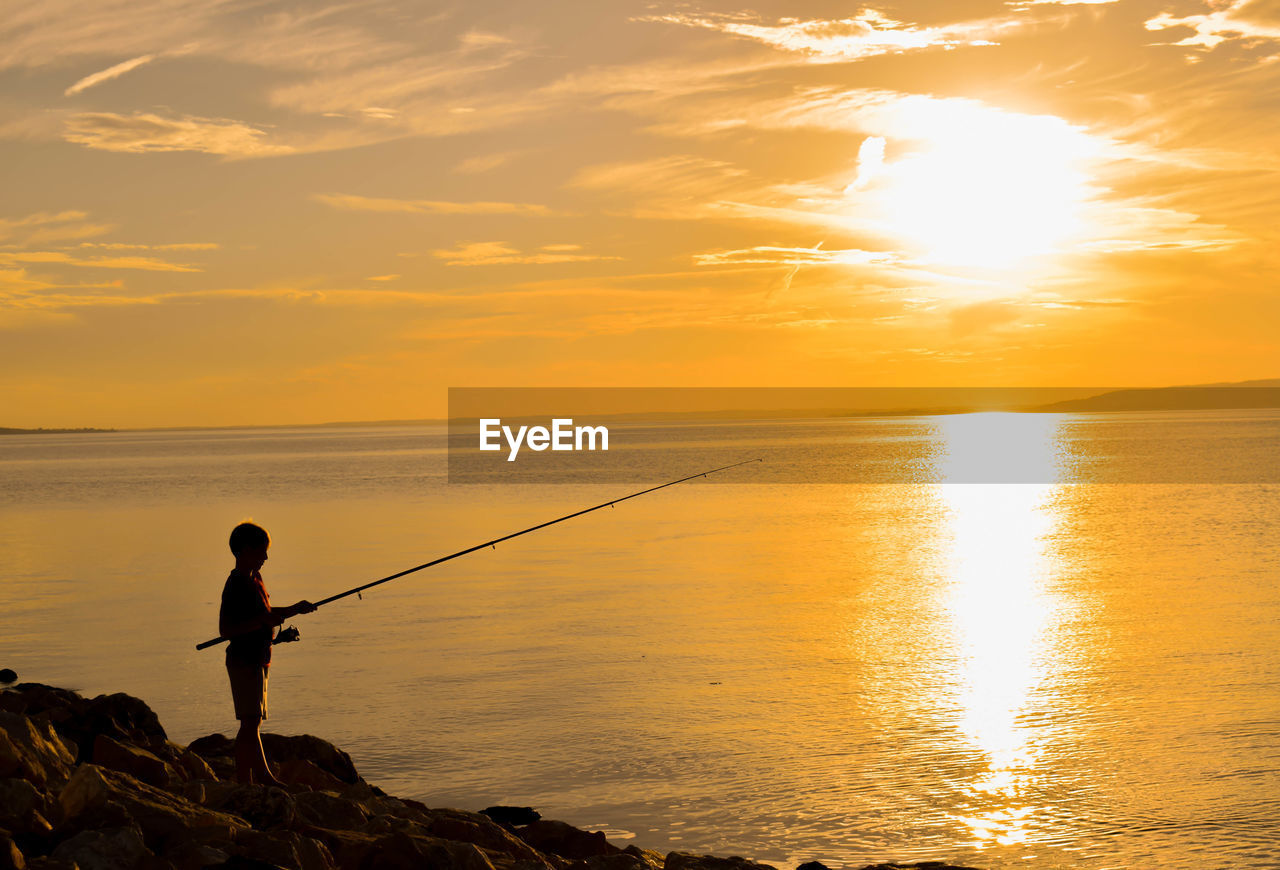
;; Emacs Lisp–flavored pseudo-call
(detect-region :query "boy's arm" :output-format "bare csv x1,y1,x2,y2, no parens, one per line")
269,600,317,622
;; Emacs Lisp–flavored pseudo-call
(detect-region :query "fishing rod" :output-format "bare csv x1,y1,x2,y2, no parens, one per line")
196,457,761,651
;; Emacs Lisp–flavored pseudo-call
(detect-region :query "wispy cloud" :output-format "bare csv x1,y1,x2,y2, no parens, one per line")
0,251,202,272
0,211,113,245
433,241,620,266
1146,1,1280,52
314,193,553,216
694,246,898,267
1010,0,1117,6
642,10,1018,62
63,112,291,156
77,242,219,251
64,54,156,96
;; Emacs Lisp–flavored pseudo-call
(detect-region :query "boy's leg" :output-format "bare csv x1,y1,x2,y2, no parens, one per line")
234,717,283,786
229,664,281,785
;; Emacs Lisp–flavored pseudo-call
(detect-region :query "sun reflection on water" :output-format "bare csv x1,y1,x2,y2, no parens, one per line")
933,413,1070,850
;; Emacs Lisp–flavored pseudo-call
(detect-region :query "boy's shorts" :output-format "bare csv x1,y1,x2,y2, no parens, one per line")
227,664,268,721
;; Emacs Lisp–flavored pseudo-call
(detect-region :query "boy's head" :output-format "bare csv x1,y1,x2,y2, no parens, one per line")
230,522,270,559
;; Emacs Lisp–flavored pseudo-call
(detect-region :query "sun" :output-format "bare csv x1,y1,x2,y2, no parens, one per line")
848,101,1103,269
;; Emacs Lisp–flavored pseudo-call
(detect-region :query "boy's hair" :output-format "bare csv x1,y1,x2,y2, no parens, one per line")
229,522,270,555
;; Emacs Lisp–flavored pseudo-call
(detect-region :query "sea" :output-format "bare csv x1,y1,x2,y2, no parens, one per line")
1,411,1278,869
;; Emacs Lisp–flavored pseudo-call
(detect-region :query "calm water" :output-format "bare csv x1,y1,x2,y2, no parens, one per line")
1,413,1278,869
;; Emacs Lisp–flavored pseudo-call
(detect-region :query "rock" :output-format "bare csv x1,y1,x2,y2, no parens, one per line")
855,864,984,870
50,825,153,870
162,838,232,870
276,759,344,792
580,851,661,870
293,790,368,830
0,713,77,790
5,685,165,766
665,856,777,870
357,831,496,870
189,733,361,786
0,671,16,685
91,735,175,788
578,846,664,870
305,827,379,869
202,783,297,830
416,808,550,864
0,832,24,870
482,806,542,828
177,748,218,782
58,764,247,851
796,863,830,870
22,857,78,870
518,820,620,861
0,777,53,838
229,829,336,870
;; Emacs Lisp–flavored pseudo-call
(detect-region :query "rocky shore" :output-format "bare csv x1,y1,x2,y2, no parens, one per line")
0,682,982,870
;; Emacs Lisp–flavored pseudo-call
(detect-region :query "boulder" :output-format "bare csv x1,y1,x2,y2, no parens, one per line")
6,686,166,764
91,735,175,788
482,806,542,828
0,778,53,839
417,808,549,864
161,838,232,869
796,863,831,870
229,829,336,870
579,846,664,870
0,713,76,790
277,759,345,792
58,764,247,851
856,864,984,870
305,827,379,869
189,733,361,786
293,791,368,831
518,821,620,860
50,825,153,870
0,832,24,870
177,748,218,782
357,831,496,870
665,856,777,870
202,783,297,830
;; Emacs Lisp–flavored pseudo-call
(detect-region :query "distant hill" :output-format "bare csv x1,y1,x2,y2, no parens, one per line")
1031,379,1280,413
0,427,116,435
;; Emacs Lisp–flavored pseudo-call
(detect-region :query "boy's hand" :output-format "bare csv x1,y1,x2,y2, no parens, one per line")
292,600,317,615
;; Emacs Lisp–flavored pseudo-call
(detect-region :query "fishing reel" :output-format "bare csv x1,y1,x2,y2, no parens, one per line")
273,625,301,645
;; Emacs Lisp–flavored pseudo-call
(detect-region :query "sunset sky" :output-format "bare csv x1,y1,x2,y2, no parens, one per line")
2,0,1278,427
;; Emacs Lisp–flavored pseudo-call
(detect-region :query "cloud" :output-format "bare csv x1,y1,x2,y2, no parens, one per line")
571,155,752,218
642,10,1018,62
0,251,202,272
64,54,156,96
1146,0,1280,51
313,193,553,216
1011,0,1117,6
63,112,291,156
432,241,620,266
0,211,113,245
694,246,898,267
454,151,519,174
367,274,399,282
77,242,219,251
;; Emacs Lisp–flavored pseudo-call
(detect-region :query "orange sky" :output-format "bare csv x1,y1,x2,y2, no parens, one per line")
1,0,1278,427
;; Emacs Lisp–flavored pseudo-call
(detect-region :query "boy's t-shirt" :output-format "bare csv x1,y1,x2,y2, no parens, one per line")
221,570,273,667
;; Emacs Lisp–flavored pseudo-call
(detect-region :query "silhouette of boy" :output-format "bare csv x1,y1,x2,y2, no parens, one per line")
220,522,315,785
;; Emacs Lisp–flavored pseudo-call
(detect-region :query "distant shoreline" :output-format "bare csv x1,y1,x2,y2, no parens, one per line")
5,379,1278,433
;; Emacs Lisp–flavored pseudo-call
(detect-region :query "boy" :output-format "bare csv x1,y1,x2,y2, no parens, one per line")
220,521,315,786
